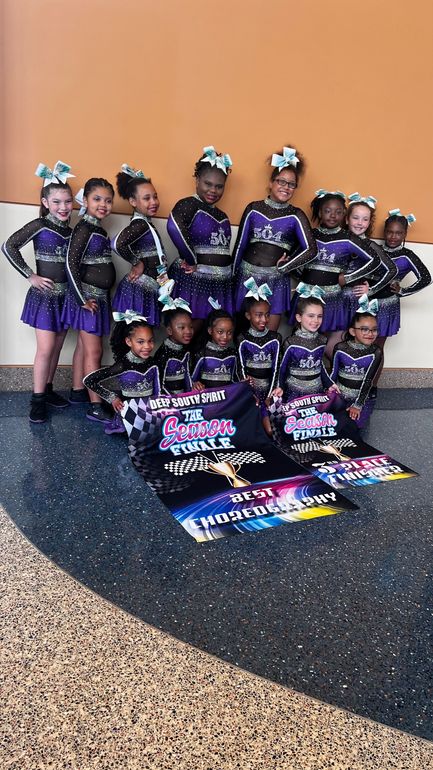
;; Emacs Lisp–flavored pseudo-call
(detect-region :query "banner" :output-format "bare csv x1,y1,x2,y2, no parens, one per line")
269,392,418,490
122,383,358,542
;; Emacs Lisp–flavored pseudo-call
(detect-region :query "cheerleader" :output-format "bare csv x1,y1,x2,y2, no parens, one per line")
154,295,194,394
192,301,237,390
62,178,116,420
111,164,169,326
329,296,382,430
232,144,317,331
278,286,332,401
293,190,381,358
2,160,75,422
370,209,431,387
83,312,160,433
167,146,233,329
236,279,282,434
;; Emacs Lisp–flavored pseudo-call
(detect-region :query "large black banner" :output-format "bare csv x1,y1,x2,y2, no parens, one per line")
122,383,358,541
269,391,418,489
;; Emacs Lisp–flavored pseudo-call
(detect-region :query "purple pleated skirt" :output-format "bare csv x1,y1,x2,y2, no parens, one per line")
168,259,233,319
61,285,111,336
234,261,292,314
112,273,160,327
290,284,346,332
21,283,68,332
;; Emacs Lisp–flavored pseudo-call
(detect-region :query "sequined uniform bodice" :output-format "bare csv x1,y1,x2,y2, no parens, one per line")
167,196,232,267
66,216,115,304
154,339,192,395
112,212,165,279
83,351,161,402
330,340,382,407
191,342,237,388
2,216,72,283
232,199,317,272
237,328,281,401
300,228,380,287
279,329,332,395
373,246,431,299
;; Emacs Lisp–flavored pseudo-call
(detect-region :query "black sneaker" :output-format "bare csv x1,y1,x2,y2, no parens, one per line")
45,383,69,408
86,404,111,423
29,393,47,423
69,388,90,404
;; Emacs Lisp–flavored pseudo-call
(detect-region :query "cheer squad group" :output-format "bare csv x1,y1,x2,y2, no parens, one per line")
2,144,431,438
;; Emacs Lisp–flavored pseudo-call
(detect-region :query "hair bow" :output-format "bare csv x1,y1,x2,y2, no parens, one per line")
297,282,326,303
388,208,416,225
244,277,273,302
270,146,299,170
348,192,377,209
35,160,75,187
113,310,148,325
208,296,222,310
121,163,146,179
358,293,379,315
201,146,233,174
75,187,86,215
159,294,192,313
315,189,346,201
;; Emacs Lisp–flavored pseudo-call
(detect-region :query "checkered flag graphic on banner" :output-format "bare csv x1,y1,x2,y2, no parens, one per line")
122,399,173,447
291,438,357,455
128,443,191,495
163,450,266,477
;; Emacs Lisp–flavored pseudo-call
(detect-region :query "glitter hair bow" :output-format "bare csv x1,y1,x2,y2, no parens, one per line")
297,282,326,303
201,146,233,175
270,146,299,170
244,277,273,302
208,296,222,310
388,208,416,226
121,163,146,179
357,293,379,315
348,192,377,209
113,310,148,325
75,187,86,215
159,294,192,313
35,160,75,187
315,189,346,201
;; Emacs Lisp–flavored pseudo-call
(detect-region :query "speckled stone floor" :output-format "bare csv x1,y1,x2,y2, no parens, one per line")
1,389,433,767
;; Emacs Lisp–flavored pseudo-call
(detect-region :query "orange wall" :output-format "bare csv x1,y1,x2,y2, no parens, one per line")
2,0,433,241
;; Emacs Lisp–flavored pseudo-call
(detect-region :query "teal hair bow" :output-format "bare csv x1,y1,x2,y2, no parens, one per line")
244,277,273,301
113,310,148,325
35,160,75,187
75,187,86,215
208,296,222,310
348,192,377,209
358,293,379,315
271,146,299,170
315,189,346,201
202,146,233,174
159,294,192,313
297,282,326,303
388,208,416,225
121,163,146,179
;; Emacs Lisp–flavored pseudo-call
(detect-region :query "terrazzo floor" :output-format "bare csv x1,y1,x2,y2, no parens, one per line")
1,389,433,768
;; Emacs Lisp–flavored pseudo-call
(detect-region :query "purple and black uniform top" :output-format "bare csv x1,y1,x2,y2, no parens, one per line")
191,342,238,389
112,212,164,276
66,214,115,305
237,328,282,403
278,329,333,400
153,339,192,395
167,195,231,268
2,214,72,282
83,351,161,403
330,339,382,412
373,244,431,300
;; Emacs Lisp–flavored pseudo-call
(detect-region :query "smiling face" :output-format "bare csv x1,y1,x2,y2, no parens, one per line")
319,198,346,229
125,325,155,359
269,168,297,204
384,221,406,249
296,302,323,333
350,314,378,345
246,301,271,332
195,168,226,206
84,186,113,220
130,182,160,217
42,188,74,222
347,204,372,237
208,317,234,348
167,312,194,345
